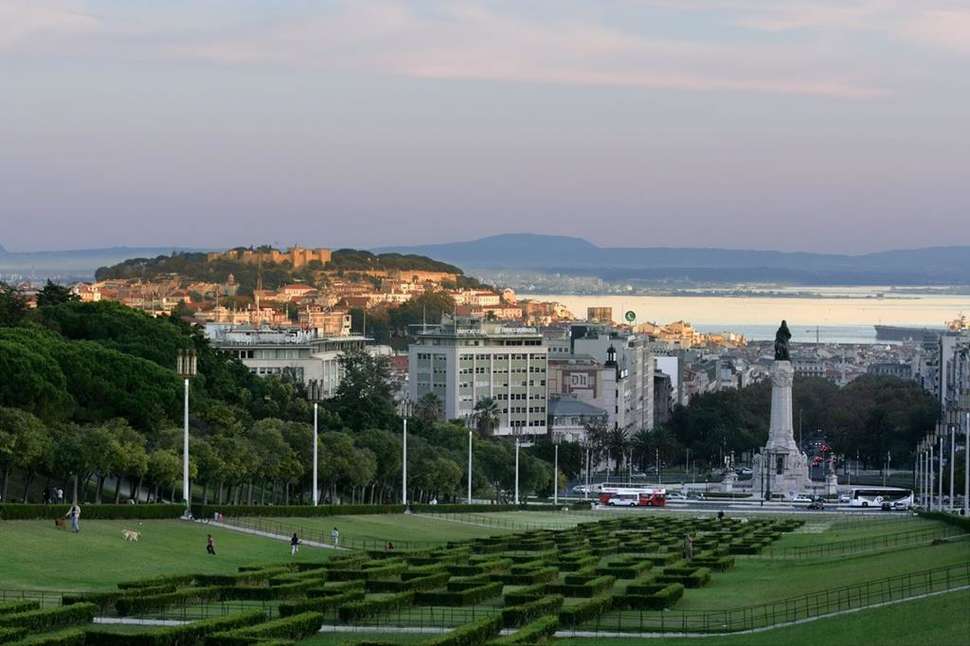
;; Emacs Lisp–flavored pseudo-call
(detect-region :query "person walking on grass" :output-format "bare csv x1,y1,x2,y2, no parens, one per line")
68,504,81,533
206,534,216,555
683,533,694,561
290,533,301,557
331,527,340,547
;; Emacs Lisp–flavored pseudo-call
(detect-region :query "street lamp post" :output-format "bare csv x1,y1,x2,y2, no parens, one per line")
400,396,412,509
514,430,521,506
964,412,969,517
308,380,322,506
553,434,560,507
949,423,955,513
465,414,473,505
176,349,197,518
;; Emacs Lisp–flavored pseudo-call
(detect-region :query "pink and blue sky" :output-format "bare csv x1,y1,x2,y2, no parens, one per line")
1,1,968,253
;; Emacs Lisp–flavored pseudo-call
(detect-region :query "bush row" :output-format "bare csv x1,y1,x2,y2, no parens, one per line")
337,592,415,623
0,604,96,634
422,615,502,646
6,628,87,646
278,589,366,617
502,584,546,607
0,504,185,521
328,562,407,582
0,602,40,617
617,583,685,610
489,614,558,644
415,582,503,607
206,611,323,645
117,574,196,590
657,567,711,588
557,594,612,628
115,587,222,617
366,572,450,594
195,567,290,587
546,575,615,598
84,610,266,646
0,627,27,643
306,581,365,598
501,595,564,628
492,567,558,586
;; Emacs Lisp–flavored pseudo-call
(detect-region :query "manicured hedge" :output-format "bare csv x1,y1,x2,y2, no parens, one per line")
195,567,290,587
328,562,407,582
502,583,547,607
920,511,970,533
489,614,558,644
306,580,366,598
501,595,564,628
596,560,651,579
492,567,558,586
117,574,197,590
415,582,503,607
115,587,223,616
206,611,323,645
277,589,366,617
422,615,503,646
657,567,711,588
0,604,96,633
0,602,40,616
5,628,86,646
447,559,512,577
84,610,266,646
220,580,317,601
0,504,185,521
617,583,684,610
0,627,27,643
546,575,615,597
557,594,612,628
337,592,414,623
366,572,450,594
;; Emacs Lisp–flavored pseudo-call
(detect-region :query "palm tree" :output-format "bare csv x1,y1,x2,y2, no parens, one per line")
606,427,630,478
473,397,500,437
414,393,443,425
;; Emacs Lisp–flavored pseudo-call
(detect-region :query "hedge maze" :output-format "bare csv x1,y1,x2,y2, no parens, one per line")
9,514,802,645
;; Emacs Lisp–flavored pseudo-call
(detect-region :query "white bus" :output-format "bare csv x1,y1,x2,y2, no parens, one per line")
847,487,913,509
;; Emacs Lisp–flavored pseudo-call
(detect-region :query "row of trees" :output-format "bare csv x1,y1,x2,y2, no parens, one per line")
0,285,557,505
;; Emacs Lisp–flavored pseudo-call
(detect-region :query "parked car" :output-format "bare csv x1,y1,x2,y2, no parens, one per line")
881,502,893,512
807,497,825,511
607,495,639,507
791,494,813,504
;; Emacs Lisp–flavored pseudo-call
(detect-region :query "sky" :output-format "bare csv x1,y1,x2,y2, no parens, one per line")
1,0,969,254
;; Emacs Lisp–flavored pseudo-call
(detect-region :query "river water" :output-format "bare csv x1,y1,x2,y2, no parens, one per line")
531,291,970,344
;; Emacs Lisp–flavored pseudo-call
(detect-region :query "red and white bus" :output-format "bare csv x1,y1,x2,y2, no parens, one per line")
597,483,667,507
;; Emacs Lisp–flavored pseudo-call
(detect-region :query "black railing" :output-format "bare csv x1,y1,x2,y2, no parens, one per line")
757,524,966,559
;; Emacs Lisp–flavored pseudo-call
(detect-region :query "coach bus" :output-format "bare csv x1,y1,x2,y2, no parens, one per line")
847,487,913,509
597,483,667,507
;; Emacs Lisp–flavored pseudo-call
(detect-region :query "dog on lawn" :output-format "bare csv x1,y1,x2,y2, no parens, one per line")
121,529,141,542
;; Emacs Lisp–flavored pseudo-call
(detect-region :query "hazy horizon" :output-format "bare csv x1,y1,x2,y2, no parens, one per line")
3,1,969,253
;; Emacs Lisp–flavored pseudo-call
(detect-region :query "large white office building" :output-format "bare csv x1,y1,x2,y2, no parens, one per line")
408,316,549,436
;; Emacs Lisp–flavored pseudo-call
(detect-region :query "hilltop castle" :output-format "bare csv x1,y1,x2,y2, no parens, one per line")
207,246,332,269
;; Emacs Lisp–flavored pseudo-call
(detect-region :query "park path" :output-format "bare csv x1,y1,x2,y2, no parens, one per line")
196,519,349,550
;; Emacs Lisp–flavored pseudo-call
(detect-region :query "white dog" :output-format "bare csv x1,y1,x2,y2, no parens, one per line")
122,529,141,542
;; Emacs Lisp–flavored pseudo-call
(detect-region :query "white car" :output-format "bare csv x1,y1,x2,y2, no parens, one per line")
607,496,639,507
790,494,813,503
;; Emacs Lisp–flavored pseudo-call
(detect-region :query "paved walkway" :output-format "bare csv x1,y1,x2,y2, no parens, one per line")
197,520,349,550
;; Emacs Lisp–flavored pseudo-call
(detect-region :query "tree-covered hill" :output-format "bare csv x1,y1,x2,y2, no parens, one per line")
93,248,467,291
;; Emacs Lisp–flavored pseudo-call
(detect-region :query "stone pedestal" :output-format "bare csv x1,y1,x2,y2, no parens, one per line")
721,471,737,493
751,361,810,498
825,473,839,497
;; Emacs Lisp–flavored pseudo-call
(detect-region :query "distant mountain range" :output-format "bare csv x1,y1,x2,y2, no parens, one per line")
376,234,970,285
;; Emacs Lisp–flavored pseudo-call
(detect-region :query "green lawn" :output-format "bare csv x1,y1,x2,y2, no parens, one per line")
559,589,970,646
296,589,970,645
673,541,970,611
239,513,515,547
0,519,328,591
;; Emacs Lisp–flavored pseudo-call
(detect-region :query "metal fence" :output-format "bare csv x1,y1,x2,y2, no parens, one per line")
757,524,966,559
0,589,63,609
572,562,970,634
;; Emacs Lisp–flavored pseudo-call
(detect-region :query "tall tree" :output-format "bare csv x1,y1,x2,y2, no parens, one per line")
474,397,501,437
0,282,28,327
36,280,79,308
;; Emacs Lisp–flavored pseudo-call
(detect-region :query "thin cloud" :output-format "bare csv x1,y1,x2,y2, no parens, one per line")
0,0,98,49
903,9,970,55
176,2,885,98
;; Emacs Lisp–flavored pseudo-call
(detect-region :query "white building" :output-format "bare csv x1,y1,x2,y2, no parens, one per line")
206,324,370,398
408,316,548,436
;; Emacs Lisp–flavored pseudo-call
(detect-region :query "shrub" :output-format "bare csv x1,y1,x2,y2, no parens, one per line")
492,567,558,586
117,574,196,590
546,575,615,597
489,615,558,644
596,560,651,579
337,592,414,623
367,573,450,594
657,567,710,588
557,595,613,628
306,581,365,598
0,504,185,521
5,628,86,645
501,595,564,628
0,602,39,616
328,562,407,582
422,615,502,646
83,610,265,646
205,611,323,645
195,567,290,587
447,559,512,577
415,582,503,607
617,583,684,610
0,604,96,633
115,587,223,617
502,584,546,607
277,590,366,617
220,580,317,601
0,627,27,643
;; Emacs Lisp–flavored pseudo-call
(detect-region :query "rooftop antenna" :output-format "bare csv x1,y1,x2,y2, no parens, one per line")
362,308,367,338
816,325,820,344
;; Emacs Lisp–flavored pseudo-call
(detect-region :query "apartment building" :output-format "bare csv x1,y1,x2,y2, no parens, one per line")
408,316,548,437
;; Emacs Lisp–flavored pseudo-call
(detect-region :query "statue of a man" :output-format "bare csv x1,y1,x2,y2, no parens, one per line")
774,320,792,361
